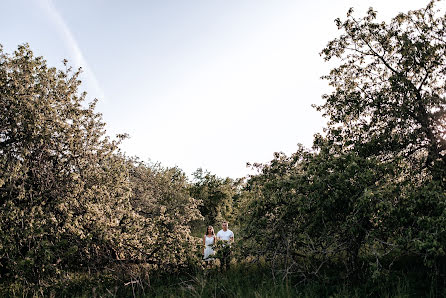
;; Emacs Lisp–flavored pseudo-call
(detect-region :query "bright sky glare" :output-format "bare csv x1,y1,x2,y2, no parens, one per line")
1,0,430,178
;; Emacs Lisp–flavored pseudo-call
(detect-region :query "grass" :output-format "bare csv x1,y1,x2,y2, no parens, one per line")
135,263,442,298
143,264,299,298
89,262,439,298
1,260,444,297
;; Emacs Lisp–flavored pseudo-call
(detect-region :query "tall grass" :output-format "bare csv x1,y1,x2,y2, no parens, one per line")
113,263,441,298
1,261,443,297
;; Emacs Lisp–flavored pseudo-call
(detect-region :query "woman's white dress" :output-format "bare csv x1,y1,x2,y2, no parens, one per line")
203,236,215,261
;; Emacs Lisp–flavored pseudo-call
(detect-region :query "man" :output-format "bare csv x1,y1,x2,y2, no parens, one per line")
216,221,234,270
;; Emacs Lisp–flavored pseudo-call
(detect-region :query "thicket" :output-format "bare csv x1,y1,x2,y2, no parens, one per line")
1,0,445,296
189,168,240,225
238,0,446,287
0,45,202,294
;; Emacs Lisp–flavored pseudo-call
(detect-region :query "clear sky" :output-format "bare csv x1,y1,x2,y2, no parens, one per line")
1,0,429,178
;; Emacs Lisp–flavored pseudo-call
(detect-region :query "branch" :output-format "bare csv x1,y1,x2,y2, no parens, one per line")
417,69,431,92
349,16,400,75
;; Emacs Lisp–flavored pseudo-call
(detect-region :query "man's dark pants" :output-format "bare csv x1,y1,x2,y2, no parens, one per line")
221,247,231,271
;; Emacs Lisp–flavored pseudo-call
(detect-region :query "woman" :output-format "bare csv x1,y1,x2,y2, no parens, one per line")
203,226,216,267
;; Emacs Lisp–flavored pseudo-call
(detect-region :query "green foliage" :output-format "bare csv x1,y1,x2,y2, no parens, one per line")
1,0,446,295
125,160,203,269
239,0,446,285
318,0,446,181
12,263,439,297
189,168,239,225
0,44,131,283
240,146,395,280
317,0,446,271
0,44,202,291
210,239,233,263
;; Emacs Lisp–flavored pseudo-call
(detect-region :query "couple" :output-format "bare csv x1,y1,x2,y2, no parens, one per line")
203,221,234,270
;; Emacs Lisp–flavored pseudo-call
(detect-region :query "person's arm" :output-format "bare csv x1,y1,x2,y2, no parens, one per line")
230,232,234,243
203,236,206,254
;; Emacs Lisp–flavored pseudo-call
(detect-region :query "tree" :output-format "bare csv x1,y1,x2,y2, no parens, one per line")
239,0,446,283
0,44,202,290
239,145,394,281
319,0,446,181
0,44,133,283
189,168,237,225
126,160,202,269
0,43,145,284
319,0,446,266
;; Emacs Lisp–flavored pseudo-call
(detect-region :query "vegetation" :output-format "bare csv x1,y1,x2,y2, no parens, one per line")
0,44,202,294
189,168,239,226
239,0,446,287
0,0,445,296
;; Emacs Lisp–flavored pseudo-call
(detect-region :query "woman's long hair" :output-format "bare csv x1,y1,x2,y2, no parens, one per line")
205,225,214,236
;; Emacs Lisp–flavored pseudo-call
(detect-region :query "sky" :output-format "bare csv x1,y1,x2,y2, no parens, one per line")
1,0,430,178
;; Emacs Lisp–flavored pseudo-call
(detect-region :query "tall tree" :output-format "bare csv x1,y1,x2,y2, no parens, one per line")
319,0,446,268
319,0,446,181
126,160,202,269
0,44,202,287
239,0,446,283
0,44,133,282
190,168,236,225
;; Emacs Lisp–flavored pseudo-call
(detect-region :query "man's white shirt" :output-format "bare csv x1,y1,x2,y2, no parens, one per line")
217,229,234,241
